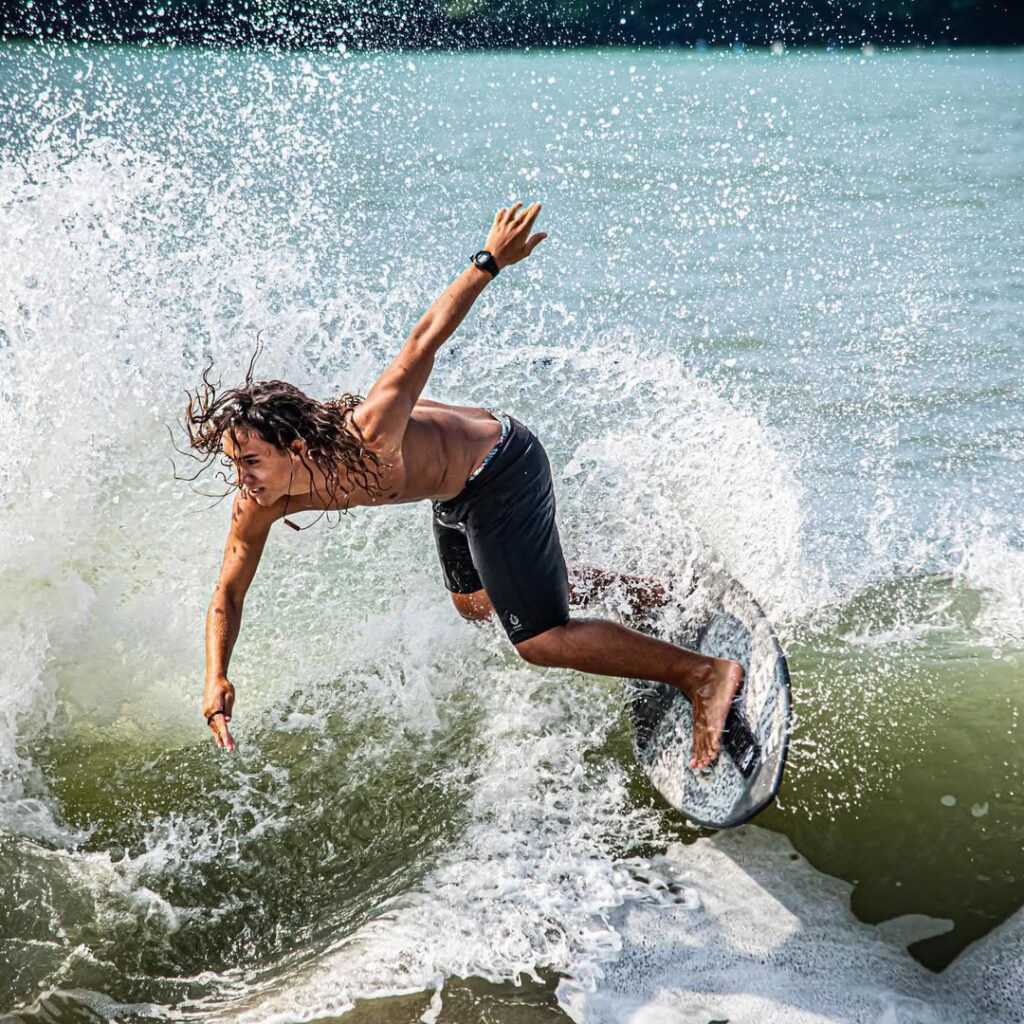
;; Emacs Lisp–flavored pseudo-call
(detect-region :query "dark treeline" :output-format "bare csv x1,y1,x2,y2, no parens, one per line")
2,0,1021,49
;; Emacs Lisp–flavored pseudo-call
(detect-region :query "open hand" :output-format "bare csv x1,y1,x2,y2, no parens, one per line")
203,676,237,751
484,201,547,269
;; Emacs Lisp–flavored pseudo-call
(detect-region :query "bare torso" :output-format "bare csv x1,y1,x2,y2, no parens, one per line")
272,399,503,517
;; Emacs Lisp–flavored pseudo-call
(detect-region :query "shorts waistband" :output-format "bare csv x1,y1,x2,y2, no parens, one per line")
466,409,512,484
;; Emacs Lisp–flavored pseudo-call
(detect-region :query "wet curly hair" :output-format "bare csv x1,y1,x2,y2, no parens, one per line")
174,342,387,527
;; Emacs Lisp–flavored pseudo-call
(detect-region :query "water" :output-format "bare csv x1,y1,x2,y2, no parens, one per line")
0,41,1022,1022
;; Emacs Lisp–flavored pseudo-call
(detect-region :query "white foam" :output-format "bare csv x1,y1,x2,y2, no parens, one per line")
556,827,1021,1024
944,900,1024,1023
953,527,1024,648
432,336,826,634
0,136,431,846
554,346,818,623
220,636,660,1021
209,822,1024,1023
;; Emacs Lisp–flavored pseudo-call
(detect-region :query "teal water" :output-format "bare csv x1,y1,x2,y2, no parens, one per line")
0,42,1022,1021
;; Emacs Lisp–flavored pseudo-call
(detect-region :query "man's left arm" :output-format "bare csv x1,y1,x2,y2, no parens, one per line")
354,201,546,454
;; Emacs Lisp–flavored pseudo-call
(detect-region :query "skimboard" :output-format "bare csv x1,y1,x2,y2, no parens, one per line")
626,566,791,829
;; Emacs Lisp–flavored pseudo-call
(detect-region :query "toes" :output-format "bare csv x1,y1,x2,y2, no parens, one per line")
689,731,721,771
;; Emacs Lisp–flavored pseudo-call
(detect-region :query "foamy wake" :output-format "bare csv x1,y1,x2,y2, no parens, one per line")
217,615,661,1022
558,827,1024,1024
215,821,1024,1023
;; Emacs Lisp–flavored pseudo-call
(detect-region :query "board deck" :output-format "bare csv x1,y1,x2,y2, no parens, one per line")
627,568,791,829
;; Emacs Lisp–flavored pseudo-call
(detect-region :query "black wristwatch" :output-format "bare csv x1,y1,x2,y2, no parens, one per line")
470,250,500,278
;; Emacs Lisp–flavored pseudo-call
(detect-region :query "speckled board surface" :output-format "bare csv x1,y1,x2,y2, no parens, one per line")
627,568,791,829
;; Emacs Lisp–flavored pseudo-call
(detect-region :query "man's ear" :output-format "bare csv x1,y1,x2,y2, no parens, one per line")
289,439,308,458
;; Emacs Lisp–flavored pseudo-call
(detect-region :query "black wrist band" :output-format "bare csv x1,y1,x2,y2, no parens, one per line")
470,250,500,278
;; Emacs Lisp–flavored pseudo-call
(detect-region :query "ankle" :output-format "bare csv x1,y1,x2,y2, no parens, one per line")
675,655,716,697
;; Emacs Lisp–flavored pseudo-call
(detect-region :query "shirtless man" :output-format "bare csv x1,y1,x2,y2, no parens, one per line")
191,201,743,768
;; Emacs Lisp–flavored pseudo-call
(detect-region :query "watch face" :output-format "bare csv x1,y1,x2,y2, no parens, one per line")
474,252,488,264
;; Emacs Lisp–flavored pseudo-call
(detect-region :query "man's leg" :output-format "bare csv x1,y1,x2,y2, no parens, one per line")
450,589,494,621
442,419,740,770
453,583,739,769
514,617,743,770
568,567,669,620
434,506,495,622
450,568,668,624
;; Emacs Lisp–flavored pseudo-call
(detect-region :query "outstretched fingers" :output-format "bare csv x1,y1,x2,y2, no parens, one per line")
486,200,547,266
497,199,540,226
521,203,545,246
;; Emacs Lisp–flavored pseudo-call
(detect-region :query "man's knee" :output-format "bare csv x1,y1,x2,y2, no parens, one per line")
515,624,568,667
451,589,493,622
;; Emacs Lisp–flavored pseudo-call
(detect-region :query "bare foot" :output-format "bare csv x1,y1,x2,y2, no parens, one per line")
689,659,744,770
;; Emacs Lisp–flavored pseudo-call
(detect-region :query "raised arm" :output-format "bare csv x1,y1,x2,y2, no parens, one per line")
353,201,547,455
203,492,276,751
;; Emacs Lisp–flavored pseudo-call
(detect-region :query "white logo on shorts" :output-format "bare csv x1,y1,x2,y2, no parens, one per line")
509,614,521,628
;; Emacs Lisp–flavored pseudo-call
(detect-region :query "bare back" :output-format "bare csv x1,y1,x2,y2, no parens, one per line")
257,399,503,521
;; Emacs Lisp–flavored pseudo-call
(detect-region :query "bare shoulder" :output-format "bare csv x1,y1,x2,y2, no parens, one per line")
350,405,407,467
229,488,283,541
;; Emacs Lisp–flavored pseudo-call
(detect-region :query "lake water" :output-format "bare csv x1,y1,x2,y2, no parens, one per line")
0,41,1022,1022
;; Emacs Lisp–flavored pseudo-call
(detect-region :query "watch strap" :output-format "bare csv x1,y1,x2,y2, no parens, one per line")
470,250,500,278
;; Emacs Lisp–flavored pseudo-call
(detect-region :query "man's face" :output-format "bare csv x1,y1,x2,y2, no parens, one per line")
222,428,296,506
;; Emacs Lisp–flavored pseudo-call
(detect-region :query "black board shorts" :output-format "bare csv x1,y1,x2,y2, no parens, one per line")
432,416,570,646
